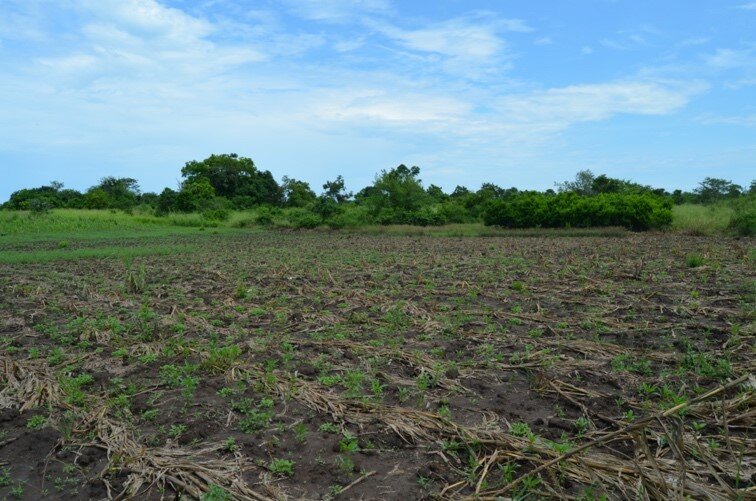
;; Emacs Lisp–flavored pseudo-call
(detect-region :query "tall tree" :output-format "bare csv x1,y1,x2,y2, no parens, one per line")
181,153,281,206
281,176,316,207
322,175,352,203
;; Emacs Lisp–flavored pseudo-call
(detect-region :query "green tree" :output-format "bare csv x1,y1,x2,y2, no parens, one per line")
556,170,596,195
281,177,316,207
78,177,141,209
176,178,216,212
362,164,429,213
181,153,281,206
695,177,743,204
82,188,110,209
322,175,352,203
426,184,447,202
4,182,82,210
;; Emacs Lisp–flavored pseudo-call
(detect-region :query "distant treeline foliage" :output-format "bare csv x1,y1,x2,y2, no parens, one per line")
3,154,754,233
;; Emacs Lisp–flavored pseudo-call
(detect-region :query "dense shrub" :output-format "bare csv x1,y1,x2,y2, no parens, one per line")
325,206,371,229
728,197,755,236
483,193,672,231
285,208,321,229
407,206,447,226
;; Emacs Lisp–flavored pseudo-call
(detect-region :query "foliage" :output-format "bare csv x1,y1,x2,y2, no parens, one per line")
321,175,352,203
695,177,743,204
357,164,429,222
2,162,752,233
181,153,281,206
727,196,755,236
281,176,317,208
483,192,672,231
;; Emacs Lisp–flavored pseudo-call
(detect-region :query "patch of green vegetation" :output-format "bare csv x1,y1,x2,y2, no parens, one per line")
671,204,734,235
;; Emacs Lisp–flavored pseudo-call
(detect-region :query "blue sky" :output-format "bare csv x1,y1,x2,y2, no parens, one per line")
0,0,754,201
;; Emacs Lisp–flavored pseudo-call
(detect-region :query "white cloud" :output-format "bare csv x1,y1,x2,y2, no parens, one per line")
308,89,470,124
372,14,527,77
81,0,214,41
494,81,706,131
737,2,756,10
704,48,755,68
279,0,391,22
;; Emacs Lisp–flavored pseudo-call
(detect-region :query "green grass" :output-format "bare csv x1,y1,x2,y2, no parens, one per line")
0,244,198,264
0,209,213,236
671,204,734,235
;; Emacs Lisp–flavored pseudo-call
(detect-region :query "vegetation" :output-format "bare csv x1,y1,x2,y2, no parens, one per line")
3,157,753,234
0,229,751,499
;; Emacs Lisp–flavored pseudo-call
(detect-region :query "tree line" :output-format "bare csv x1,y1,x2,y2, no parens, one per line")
3,153,754,232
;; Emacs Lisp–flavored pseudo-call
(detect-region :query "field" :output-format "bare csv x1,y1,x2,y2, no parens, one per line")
0,223,754,499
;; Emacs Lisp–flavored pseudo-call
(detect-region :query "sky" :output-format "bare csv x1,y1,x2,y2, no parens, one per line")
0,0,754,201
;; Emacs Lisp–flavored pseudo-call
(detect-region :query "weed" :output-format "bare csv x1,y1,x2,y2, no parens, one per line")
319,422,340,434
685,253,704,268
26,415,47,429
269,459,294,477
168,424,187,439
202,485,232,501
0,467,11,487
223,437,239,453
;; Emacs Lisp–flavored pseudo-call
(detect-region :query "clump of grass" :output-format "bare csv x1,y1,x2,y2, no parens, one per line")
125,261,147,293
685,253,705,268
269,459,294,477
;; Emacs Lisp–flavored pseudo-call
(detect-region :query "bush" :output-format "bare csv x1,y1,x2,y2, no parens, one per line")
202,208,231,221
325,206,371,229
728,198,755,236
28,198,53,214
287,209,321,229
407,206,447,226
255,207,274,226
483,193,672,231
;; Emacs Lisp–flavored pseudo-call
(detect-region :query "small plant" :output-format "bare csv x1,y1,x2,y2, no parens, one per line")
269,459,294,477
233,281,248,300
339,434,360,453
575,416,591,437
0,467,11,487
202,485,232,501
10,483,24,499
319,422,339,434
125,261,147,293
293,423,308,442
168,424,187,439
509,421,535,441
685,252,704,268
26,415,46,429
224,436,239,452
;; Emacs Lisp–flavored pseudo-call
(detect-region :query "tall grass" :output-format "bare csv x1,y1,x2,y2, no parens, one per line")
671,204,734,235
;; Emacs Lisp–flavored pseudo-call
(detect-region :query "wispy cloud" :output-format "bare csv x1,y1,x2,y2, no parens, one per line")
704,47,755,68
493,81,707,133
278,0,392,22
371,13,528,77
737,2,756,10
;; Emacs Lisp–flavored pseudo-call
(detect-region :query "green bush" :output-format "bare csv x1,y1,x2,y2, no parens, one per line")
325,206,371,229
483,193,672,231
728,197,755,236
407,206,447,226
202,208,231,221
255,207,274,226
286,209,321,229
